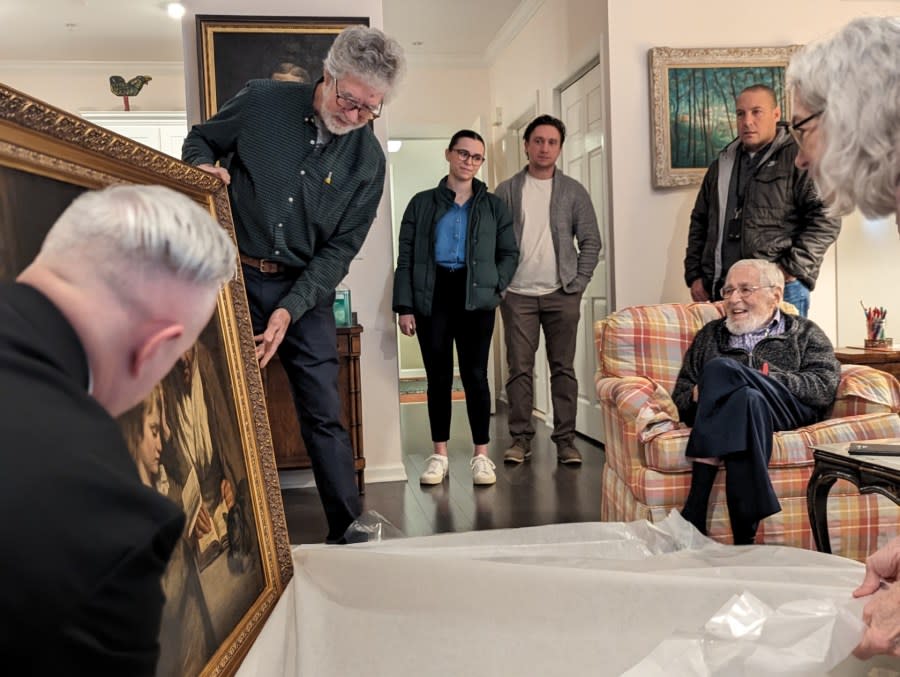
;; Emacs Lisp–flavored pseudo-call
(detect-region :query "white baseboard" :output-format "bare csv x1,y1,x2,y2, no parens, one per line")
278,469,316,489
364,463,408,484
278,463,408,490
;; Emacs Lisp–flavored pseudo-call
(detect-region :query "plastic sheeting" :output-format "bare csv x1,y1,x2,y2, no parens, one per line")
236,513,899,676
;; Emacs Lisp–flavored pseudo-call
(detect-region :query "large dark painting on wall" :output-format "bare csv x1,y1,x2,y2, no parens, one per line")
0,82,292,677
196,14,369,120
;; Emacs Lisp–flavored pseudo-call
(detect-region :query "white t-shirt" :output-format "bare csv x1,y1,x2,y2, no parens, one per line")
508,174,560,296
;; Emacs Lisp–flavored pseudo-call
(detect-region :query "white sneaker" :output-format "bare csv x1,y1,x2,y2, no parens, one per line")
420,454,449,485
470,455,496,485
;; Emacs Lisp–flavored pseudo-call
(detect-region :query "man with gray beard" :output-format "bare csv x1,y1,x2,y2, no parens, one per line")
672,259,840,544
183,26,405,543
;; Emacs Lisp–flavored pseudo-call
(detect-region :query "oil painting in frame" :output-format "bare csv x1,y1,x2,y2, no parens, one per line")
0,82,292,677
648,45,801,188
196,15,369,121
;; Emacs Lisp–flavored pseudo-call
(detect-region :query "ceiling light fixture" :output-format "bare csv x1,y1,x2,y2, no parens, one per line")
167,2,186,20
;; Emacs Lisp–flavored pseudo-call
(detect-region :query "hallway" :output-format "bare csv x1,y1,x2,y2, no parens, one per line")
281,401,605,544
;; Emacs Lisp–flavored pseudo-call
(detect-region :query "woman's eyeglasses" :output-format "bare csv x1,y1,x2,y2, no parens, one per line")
451,148,485,165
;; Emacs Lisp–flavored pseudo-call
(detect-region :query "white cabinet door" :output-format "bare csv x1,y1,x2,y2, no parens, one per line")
79,111,187,158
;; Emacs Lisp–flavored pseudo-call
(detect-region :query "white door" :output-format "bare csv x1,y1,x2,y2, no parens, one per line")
494,117,551,421
560,65,611,443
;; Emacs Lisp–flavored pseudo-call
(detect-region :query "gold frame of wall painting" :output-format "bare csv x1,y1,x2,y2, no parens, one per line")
0,82,292,677
648,45,801,188
196,14,369,120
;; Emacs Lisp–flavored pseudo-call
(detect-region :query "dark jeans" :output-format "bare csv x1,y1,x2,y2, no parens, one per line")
415,266,496,445
242,264,360,543
686,358,818,525
500,289,581,448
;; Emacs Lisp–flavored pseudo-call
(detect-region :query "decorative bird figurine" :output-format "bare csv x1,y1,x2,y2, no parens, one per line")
108,75,152,111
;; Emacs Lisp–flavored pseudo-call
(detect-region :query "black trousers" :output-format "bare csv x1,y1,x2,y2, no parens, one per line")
242,264,361,543
686,357,818,525
415,266,496,445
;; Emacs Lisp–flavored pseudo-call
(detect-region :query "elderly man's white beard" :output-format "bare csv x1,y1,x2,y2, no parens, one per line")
725,309,774,336
320,107,368,135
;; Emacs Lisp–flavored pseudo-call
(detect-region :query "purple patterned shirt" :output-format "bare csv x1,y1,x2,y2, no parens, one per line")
728,309,785,352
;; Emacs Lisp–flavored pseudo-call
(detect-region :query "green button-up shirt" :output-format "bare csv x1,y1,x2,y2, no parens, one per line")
182,79,385,321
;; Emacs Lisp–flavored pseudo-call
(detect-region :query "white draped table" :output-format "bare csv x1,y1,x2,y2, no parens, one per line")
236,515,899,676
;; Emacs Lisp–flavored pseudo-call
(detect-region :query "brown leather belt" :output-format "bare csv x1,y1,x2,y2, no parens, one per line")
240,253,290,274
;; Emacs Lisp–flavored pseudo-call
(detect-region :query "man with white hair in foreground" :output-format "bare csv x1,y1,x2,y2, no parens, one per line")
0,185,236,674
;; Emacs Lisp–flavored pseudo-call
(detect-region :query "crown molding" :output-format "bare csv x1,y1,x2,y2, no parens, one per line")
483,0,545,65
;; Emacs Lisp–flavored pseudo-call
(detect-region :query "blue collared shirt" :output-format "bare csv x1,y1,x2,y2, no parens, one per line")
434,200,470,270
728,309,785,352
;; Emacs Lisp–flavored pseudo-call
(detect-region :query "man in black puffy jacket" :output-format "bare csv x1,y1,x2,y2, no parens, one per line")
674,259,840,544
684,85,840,316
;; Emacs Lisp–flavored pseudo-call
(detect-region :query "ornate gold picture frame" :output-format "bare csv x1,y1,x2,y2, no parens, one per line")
196,15,368,120
648,45,800,188
0,82,292,676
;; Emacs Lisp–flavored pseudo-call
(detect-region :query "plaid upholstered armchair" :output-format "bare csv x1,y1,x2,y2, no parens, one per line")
595,302,900,560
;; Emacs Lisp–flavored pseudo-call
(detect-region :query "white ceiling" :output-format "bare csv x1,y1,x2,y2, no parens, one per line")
0,0,525,64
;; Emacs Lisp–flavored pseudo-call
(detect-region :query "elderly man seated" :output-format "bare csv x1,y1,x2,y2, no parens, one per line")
673,259,841,544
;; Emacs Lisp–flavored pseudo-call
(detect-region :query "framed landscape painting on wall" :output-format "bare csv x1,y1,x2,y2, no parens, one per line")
0,82,292,676
648,45,801,188
196,14,369,120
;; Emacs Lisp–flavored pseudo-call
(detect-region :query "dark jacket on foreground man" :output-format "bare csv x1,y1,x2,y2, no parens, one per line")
0,283,184,675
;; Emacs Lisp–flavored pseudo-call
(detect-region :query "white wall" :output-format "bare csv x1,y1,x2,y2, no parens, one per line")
486,0,608,186
390,61,490,138
180,0,406,482
0,61,185,114
605,0,900,344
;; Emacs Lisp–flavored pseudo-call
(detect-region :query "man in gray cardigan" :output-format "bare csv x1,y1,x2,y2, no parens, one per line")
494,115,601,465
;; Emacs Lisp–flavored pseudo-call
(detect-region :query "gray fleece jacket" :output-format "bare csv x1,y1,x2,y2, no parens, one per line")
494,166,601,294
673,313,840,425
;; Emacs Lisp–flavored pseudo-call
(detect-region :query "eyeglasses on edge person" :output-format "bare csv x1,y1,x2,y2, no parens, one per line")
788,110,823,148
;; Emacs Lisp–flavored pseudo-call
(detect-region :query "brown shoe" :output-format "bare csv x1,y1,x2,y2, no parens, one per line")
503,442,532,464
557,445,582,465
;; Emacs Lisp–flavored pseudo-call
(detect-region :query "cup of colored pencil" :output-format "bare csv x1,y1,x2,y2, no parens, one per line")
861,301,892,348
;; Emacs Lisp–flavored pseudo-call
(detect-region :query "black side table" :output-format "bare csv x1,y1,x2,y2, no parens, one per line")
807,441,900,554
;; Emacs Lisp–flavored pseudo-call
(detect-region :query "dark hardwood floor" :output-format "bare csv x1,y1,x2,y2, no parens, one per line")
281,401,606,544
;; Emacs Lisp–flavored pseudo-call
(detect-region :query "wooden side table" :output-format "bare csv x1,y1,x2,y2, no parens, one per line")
262,325,365,493
807,441,900,553
835,347,900,379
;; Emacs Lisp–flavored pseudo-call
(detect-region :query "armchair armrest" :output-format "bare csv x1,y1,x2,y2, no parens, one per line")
833,364,900,417
596,375,681,442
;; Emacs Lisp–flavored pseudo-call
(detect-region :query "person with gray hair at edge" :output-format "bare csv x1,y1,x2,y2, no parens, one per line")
787,15,900,660
0,184,236,674
183,25,406,544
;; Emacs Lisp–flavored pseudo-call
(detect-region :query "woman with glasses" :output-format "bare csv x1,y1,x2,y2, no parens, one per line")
393,130,518,486
787,16,900,660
